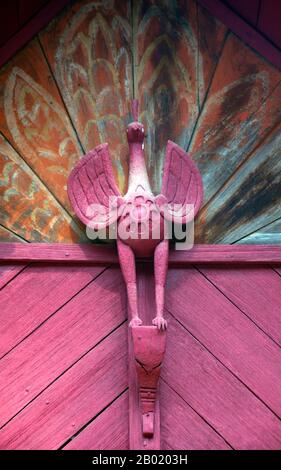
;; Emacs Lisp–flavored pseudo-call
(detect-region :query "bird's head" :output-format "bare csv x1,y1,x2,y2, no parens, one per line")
126,121,145,144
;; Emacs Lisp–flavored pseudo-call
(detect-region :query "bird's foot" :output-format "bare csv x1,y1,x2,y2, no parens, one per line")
129,317,143,328
152,316,167,330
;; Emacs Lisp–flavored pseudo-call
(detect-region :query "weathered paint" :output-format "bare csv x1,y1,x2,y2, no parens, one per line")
40,0,133,194
0,0,280,244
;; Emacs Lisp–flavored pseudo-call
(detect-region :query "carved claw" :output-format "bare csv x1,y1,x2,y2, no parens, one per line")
129,317,143,327
152,316,167,330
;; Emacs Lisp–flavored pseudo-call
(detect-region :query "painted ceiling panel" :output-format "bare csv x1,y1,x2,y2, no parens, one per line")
0,0,280,244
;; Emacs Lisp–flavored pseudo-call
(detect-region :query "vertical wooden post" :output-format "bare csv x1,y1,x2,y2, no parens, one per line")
129,263,162,450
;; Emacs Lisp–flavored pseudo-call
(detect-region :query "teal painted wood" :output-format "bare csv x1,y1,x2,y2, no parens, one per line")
235,219,281,245
189,37,281,206
197,124,281,243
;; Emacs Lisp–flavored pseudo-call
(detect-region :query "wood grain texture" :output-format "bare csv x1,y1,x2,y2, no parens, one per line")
0,263,27,289
129,264,161,450
197,122,281,243
0,263,106,357
0,38,83,215
0,267,126,427
197,265,281,346
0,134,82,242
235,218,281,245
40,0,132,194
163,312,281,449
2,243,281,264
0,325,127,450
165,267,281,419
189,32,280,206
64,391,129,450
160,381,231,450
135,0,226,192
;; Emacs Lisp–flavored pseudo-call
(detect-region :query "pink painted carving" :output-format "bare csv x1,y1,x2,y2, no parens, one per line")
67,100,203,440
132,326,166,437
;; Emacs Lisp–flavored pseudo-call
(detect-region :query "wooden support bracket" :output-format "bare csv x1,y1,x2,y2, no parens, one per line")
132,326,166,437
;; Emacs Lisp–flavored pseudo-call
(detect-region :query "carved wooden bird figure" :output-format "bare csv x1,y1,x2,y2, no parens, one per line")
68,100,203,330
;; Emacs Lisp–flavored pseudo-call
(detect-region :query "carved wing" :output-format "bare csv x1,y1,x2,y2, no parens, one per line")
67,143,121,230
160,140,203,224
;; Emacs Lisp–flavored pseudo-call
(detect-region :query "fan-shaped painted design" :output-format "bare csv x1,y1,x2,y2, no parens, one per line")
0,0,280,244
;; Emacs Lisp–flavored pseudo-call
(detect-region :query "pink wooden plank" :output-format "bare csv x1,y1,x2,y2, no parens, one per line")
160,381,231,450
0,325,127,450
0,267,126,427
129,263,161,450
197,266,281,346
64,392,129,450
258,0,281,50
166,267,281,419
163,313,281,449
197,0,281,70
0,0,70,68
1,243,281,265
0,263,27,290
0,263,106,358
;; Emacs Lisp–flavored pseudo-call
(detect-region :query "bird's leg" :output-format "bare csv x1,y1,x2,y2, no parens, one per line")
117,239,142,327
153,239,169,330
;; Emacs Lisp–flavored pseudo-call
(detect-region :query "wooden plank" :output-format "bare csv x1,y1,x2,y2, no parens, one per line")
135,0,198,192
64,391,129,450
135,0,226,192
0,263,106,358
165,267,281,419
258,0,281,50
1,243,281,265
0,225,27,243
0,38,83,215
0,325,127,450
196,123,281,243
196,265,281,346
189,31,281,206
0,0,70,68
129,263,161,450
163,313,281,449
39,0,132,194
160,381,231,450
235,218,281,245
0,267,126,428
0,263,27,290
197,0,281,70
0,135,83,242
197,2,227,108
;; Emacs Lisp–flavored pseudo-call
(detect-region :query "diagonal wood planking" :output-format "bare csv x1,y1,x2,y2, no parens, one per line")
64,391,129,450
196,122,281,243
0,325,127,450
197,265,281,346
0,134,82,242
0,267,126,427
190,32,281,207
0,39,83,217
162,312,281,449
165,267,281,420
39,0,133,194
160,381,231,450
0,263,107,358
